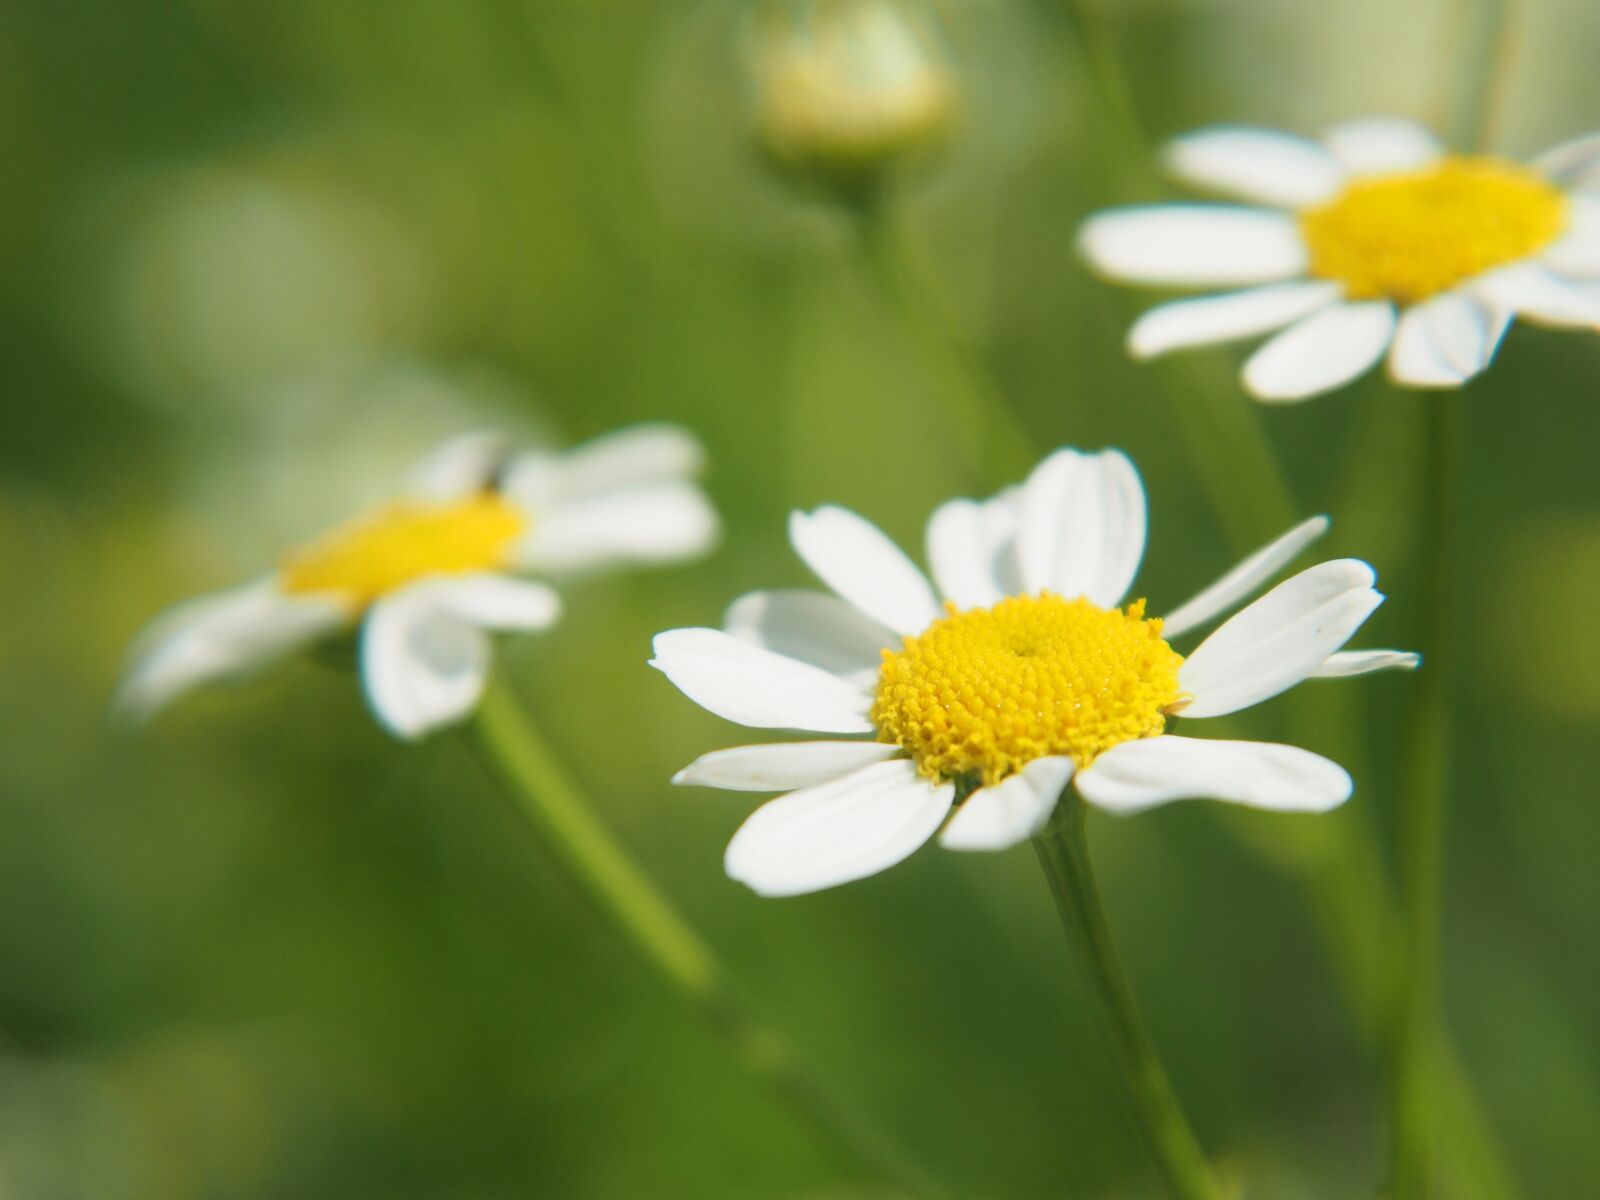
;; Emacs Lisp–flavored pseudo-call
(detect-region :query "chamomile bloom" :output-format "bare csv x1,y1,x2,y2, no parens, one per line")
1079,118,1600,401
119,425,718,739
652,448,1416,897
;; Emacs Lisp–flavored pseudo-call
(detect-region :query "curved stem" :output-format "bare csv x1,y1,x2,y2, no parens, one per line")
852,197,1036,486
1033,792,1221,1200
468,677,948,1200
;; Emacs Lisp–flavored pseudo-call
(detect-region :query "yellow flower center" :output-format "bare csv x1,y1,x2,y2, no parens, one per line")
279,493,526,608
872,594,1185,786
1299,156,1567,304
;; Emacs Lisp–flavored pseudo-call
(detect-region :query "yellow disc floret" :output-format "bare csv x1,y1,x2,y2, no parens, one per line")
279,493,526,608
872,594,1184,785
1299,156,1567,304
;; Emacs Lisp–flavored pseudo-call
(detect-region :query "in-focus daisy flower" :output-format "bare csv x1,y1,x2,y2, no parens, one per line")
652,448,1416,896
751,0,957,195
1079,118,1600,401
119,425,719,739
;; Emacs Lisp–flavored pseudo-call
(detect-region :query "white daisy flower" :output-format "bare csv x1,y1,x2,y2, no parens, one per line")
652,447,1415,897
1078,117,1600,401
119,425,719,739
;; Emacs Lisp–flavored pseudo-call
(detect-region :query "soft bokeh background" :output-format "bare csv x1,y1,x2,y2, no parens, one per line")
4,1,1599,1196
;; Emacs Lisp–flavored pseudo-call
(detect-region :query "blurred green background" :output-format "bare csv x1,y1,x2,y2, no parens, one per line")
3,0,1599,1196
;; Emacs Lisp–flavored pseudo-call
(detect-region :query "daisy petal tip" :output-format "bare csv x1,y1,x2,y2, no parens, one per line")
1314,769,1355,812
1125,326,1163,361
785,508,817,546
107,686,157,732
1242,373,1315,405
1332,557,1379,588
1387,354,1467,390
648,627,695,658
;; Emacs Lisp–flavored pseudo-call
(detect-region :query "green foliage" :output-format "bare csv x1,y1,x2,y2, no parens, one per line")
2,1,1599,1196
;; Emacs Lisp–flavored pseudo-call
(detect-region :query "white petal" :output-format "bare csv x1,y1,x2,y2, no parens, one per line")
422,573,561,630
724,590,896,688
518,481,719,572
115,579,346,722
939,757,1075,852
1077,737,1351,815
1161,515,1330,638
926,500,993,610
724,760,953,896
1016,449,1147,607
927,496,1011,611
1387,290,1512,387
1475,262,1600,329
1243,301,1396,402
405,432,509,502
1310,649,1421,677
1128,282,1340,360
789,507,940,636
1541,195,1600,279
503,424,705,509
1532,131,1600,188
1423,291,1510,380
361,586,493,740
1388,302,1469,388
1164,126,1343,207
650,628,873,733
673,741,900,791
1321,117,1441,176
1177,559,1383,718
1078,206,1309,288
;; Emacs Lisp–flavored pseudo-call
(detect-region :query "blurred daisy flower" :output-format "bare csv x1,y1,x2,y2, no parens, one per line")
119,426,718,739
653,447,1415,897
1079,118,1600,401
751,0,957,197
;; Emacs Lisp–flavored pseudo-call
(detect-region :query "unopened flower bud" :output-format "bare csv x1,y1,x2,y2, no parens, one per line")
750,0,958,199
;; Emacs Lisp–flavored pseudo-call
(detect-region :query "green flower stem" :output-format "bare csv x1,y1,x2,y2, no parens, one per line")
468,677,948,1200
1033,791,1222,1200
853,196,1036,487
1052,2,1522,1194
1444,0,1516,151
1389,4,1512,1194
1388,394,1462,1199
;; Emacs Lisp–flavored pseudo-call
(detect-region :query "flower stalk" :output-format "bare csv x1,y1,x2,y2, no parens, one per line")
468,676,947,1200
1033,790,1222,1200
853,196,1036,487
1056,3,1522,1195
1390,3,1512,1194
1388,370,1464,1200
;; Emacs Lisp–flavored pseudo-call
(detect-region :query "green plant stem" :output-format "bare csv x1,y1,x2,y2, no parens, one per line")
852,197,1036,486
1388,395,1462,1200
1444,0,1517,150
1033,792,1221,1200
468,677,947,1200
1388,4,1512,1195
1049,1,1522,1193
